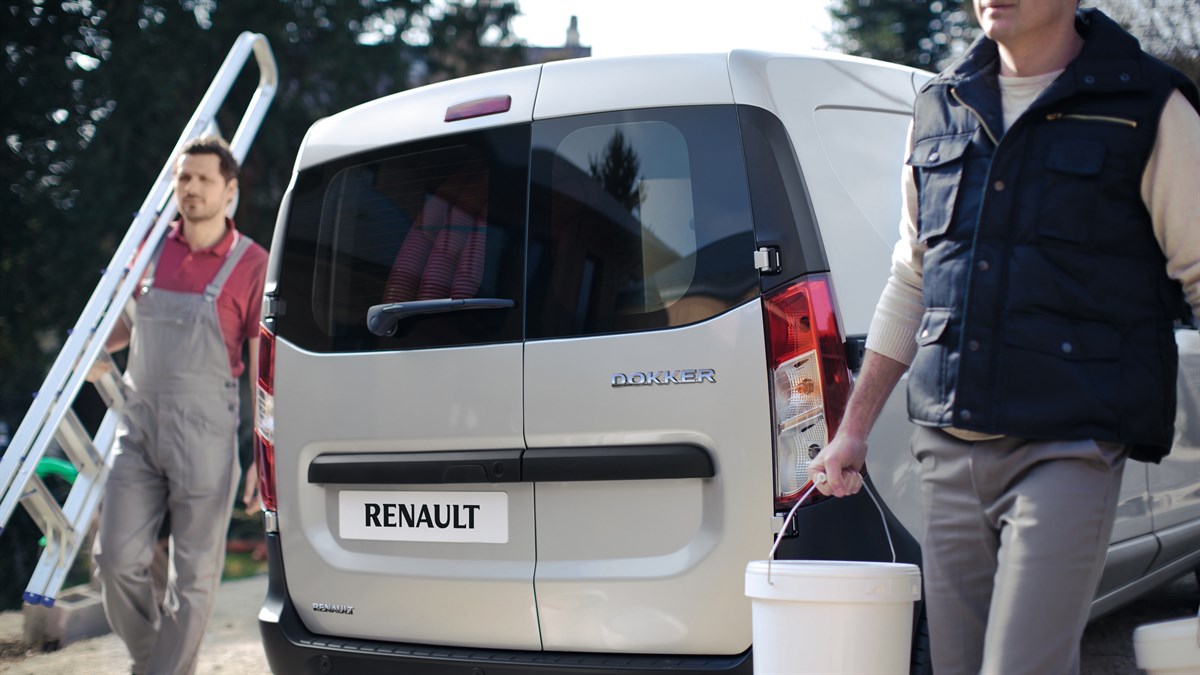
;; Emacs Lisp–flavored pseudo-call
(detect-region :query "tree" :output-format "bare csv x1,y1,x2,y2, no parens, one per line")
419,0,525,83
827,0,979,71
0,0,523,610
588,130,642,214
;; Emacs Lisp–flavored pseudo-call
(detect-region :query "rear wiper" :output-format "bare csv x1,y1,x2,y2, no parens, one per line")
366,298,515,337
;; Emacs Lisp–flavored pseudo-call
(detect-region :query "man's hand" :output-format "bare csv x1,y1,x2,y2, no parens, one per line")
807,349,911,497
84,360,113,383
243,462,261,515
809,434,869,497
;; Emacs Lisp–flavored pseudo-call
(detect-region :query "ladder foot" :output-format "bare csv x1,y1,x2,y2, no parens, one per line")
23,592,42,606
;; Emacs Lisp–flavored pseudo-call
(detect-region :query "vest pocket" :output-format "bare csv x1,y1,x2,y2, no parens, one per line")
915,307,952,346
907,308,954,424
1037,138,1106,243
908,135,971,243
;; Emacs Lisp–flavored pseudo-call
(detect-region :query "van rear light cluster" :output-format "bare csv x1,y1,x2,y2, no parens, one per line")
255,322,278,512
763,274,852,511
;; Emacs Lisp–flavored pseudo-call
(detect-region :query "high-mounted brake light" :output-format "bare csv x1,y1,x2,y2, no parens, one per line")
255,322,277,512
763,274,852,511
445,95,512,122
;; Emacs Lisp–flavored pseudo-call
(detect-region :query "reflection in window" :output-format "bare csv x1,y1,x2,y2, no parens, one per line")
527,106,758,340
312,146,491,334
554,120,696,316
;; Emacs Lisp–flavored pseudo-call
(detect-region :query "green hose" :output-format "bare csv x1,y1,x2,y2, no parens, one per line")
35,457,78,547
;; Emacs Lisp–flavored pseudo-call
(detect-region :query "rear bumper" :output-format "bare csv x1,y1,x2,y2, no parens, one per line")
257,532,753,674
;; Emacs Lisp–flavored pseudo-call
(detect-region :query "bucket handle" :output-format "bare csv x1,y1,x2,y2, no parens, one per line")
765,472,898,584
766,474,825,583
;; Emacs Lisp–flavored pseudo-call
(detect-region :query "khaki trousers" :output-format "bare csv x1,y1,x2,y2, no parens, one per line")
913,427,1126,675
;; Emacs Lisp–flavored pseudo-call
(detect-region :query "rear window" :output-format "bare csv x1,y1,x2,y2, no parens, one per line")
274,125,529,352
274,107,761,351
526,106,758,339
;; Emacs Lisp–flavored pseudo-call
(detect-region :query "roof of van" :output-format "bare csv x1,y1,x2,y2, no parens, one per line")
294,50,927,170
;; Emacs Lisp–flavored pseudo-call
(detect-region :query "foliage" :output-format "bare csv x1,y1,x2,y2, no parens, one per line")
0,0,522,610
826,0,978,71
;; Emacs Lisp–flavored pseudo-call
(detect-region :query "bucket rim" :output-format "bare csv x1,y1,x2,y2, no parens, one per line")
746,560,921,578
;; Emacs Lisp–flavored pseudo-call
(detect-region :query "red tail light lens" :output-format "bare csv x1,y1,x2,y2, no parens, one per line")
763,274,852,511
255,322,277,512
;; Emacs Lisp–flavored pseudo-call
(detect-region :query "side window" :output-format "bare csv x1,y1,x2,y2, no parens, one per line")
275,125,528,353
527,106,758,340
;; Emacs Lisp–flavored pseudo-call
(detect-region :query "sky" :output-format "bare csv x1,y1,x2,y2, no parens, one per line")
510,0,835,58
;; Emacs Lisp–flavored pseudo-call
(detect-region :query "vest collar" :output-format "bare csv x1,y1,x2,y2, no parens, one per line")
922,9,1149,141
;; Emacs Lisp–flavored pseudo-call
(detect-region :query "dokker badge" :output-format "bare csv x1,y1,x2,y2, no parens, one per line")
611,369,716,387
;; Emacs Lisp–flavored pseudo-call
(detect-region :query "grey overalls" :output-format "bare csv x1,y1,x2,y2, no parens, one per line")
96,234,251,675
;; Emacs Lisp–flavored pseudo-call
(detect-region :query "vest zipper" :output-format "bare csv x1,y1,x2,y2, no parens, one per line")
951,87,999,146
1045,112,1138,128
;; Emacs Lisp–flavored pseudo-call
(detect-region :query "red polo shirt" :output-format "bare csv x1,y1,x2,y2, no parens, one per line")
148,219,268,377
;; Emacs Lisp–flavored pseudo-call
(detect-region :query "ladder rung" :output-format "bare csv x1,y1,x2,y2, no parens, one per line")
53,409,102,477
24,410,119,606
25,459,112,607
91,352,127,413
18,475,74,545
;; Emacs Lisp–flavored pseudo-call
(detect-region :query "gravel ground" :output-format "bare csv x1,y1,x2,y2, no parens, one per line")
0,576,270,675
0,572,1195,674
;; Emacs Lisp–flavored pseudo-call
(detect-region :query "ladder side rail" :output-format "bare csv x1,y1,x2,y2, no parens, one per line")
0,210,175,532
0,32,278,520
24,410,120,606
227,33,279,164
0,208,163,506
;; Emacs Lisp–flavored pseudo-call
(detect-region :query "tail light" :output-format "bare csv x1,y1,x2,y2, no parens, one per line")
764,274,852,511
255,322,277,512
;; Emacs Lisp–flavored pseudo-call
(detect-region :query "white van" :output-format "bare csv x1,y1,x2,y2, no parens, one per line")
254,50,1200,674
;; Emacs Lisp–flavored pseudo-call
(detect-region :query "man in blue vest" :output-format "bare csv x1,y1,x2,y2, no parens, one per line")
810,1,1200,673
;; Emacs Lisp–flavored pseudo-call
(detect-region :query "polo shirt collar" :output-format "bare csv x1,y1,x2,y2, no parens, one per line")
169,218,239,256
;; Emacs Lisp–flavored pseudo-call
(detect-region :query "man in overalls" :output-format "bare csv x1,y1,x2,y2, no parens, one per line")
93,135,268,675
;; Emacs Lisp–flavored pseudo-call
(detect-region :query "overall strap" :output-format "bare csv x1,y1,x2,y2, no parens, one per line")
203,232,252,302
139,235,170,295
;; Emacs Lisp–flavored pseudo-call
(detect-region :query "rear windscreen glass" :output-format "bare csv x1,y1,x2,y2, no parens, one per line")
274,125,528,353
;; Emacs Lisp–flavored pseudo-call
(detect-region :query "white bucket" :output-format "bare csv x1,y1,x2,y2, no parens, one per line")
1134,616,1200,675
745,560,921,675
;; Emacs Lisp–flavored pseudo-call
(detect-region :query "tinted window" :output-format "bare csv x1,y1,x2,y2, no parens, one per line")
274,125,528,352
526,106,758,339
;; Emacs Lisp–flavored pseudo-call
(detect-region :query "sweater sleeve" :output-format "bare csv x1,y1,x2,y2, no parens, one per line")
1144,90,1200,322
866,122,926,365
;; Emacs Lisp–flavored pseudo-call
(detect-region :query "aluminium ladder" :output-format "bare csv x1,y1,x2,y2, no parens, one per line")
0,32,277,607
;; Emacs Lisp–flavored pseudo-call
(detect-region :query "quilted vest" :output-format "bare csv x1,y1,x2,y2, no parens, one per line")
905,9,1199,462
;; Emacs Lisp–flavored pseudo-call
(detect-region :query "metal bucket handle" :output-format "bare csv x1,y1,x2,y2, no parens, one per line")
765,472,898,584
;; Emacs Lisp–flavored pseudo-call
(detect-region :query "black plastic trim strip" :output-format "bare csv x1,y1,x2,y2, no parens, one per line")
307,445,715,485
308,450,522,485
523,445,715,482
258,533,753,674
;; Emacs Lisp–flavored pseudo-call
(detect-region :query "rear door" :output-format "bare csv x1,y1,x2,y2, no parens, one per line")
270,122,538,648
523,105,773,654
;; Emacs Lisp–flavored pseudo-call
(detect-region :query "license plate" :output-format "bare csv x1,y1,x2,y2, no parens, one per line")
338,490,508,544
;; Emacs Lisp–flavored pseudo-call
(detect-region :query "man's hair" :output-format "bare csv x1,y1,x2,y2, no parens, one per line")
179,135,239,183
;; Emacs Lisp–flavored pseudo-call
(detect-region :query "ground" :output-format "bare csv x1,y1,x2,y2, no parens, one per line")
0,572,1195,674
